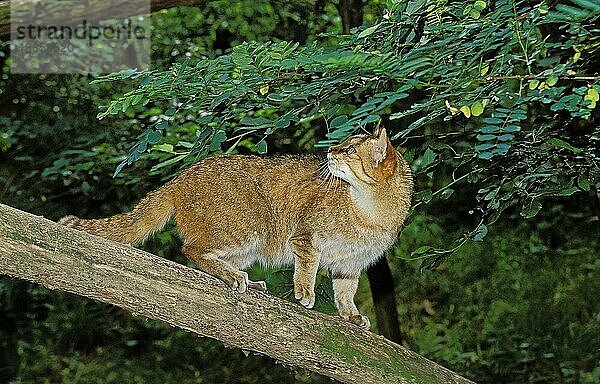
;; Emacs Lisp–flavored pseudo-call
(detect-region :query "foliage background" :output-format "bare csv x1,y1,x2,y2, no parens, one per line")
0,0,598,383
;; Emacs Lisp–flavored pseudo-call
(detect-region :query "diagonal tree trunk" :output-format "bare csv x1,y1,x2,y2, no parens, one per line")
0,203,475,384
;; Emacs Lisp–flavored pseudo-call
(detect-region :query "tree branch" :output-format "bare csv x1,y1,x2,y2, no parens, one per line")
0,203,475,384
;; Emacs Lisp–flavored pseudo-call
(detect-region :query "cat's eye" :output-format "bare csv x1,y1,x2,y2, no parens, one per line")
345,145,356,155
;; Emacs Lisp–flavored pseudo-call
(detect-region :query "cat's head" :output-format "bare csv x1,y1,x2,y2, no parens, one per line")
327,125,398,185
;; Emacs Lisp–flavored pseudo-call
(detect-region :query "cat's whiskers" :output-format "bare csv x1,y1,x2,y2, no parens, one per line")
316,160,333,189
326,171,339,194
315,158,346,195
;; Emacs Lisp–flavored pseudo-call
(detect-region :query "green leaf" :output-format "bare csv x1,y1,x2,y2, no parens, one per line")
471,101,484,116
478,151,494,160
330,115,349,128
469,9,481,19
546,75,558,87
497,134,515,141
152,144,175,153
570,0,600,11
547,138,582,153
419,148,437,170
209,130,227,151
555,4,588,18
360,114,380,127
440,188,454,199
494,143,510,155
484,189,498,200
577,176,590,191
121,97,131,112
556,186,579,196
483,118,503,124
473,223,488,241
211,92,232,110
358,24,379,39
474,0,487,10
140,76,153,86
147,130,162,145
374,93,409,112
529,80,540,90
414,189,433,204
255,139,268,154
503,125,521,132
460,106,471,118
119,69,137,79
326,129,352,140
476,134,496,141
113,161,127,178
475,143,495,151
232,44,253,70
406,0,427,14
480,125,500,133
131,94,143,106
411,246,433,256
327,104,341,119
239,117,272,127
521,200,542,218
150,154,187,172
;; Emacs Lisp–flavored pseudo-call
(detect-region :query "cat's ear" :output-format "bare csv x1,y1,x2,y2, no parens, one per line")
373,126,389,164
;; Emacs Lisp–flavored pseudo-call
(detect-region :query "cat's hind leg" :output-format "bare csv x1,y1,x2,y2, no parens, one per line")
332,271,370,329
183,243,250,293
183,243,268,293
227,255,268,292
248,280,268,292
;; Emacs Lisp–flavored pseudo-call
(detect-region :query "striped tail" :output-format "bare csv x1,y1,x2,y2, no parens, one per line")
58,188,176,245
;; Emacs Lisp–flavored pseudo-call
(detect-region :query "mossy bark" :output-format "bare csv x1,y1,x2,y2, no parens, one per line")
0,203,475,384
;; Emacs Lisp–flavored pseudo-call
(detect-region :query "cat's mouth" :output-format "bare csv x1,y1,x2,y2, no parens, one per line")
327,157,347,179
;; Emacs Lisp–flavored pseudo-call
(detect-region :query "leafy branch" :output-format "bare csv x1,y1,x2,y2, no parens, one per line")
93,0,599,269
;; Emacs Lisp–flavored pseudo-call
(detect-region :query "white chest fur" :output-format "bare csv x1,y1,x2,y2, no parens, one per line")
314,226,396,273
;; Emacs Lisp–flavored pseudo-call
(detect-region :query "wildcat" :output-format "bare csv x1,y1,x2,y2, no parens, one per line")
59,126,413,328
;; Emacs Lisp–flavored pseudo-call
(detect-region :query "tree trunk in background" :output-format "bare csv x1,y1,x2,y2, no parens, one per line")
336,0,364,34
335,0,404,344
367,255,403,343
590,185,600,220
0,203,475,384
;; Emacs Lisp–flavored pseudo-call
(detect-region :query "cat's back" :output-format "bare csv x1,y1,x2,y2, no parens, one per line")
167,154,326,257
170,154,323,202
177,154,320,182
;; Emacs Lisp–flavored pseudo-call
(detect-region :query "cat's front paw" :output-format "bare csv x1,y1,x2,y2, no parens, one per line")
294,283,316,309
346,314,371,329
